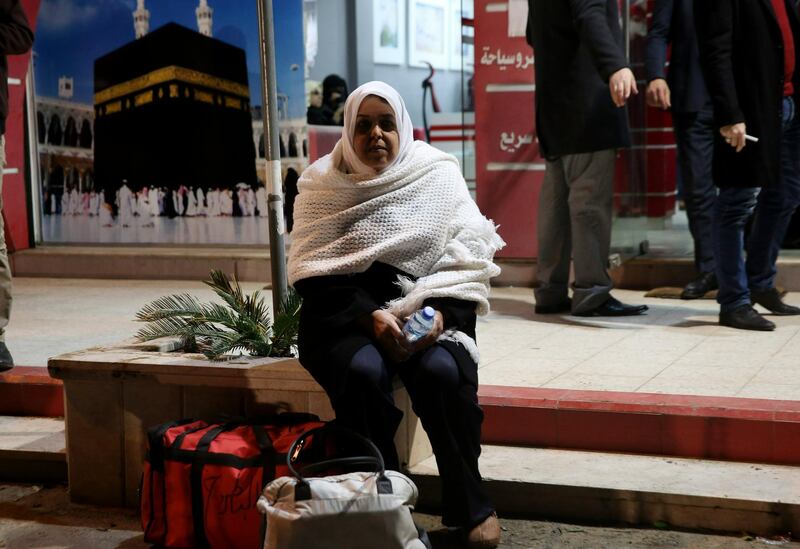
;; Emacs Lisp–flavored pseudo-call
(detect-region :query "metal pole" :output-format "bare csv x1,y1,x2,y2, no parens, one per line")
25,56,43,245
256,0,288,314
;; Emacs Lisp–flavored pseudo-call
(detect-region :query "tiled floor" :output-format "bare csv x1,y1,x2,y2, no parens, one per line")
480,287,800,399
7,278,267,367
7,278,800,400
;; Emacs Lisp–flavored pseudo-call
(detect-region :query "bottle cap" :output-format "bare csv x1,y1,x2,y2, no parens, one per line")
422,306,435,319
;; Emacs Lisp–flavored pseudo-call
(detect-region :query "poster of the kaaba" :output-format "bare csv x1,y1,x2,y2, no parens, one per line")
34,0,307,245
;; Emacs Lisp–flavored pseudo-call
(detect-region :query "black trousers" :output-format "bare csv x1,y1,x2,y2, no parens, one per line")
673,103,718,275
314,343,494,529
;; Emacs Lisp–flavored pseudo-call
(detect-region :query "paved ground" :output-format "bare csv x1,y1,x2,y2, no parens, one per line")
481,287,800,399
0,484,795,548
7,278,800,400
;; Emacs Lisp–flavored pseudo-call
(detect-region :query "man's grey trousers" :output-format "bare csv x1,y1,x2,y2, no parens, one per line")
534,149,615,314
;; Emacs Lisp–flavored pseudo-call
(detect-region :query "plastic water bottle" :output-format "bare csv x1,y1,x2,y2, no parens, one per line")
403,306,436,343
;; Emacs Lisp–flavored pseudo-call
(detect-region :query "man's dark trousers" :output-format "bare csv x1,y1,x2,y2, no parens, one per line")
715,97,800,312
672,102,717,275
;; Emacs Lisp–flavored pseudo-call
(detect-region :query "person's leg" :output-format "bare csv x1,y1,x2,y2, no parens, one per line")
0,136,12,370
747,98,800,299
562,150,615,313
715,186,757,311
534,157,572,310
673,105,718,280
330,344,403,470
400,345,494,530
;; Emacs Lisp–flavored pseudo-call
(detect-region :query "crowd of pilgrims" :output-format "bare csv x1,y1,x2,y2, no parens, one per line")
49,182,270,227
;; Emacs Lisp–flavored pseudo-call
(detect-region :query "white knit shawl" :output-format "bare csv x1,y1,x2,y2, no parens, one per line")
288,140,505,361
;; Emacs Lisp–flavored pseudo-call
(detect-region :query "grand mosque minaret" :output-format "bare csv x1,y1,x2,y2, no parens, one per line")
133,0,150,39
196,0,213,37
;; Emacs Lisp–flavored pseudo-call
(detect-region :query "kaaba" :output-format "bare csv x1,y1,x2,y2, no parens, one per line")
93,23,257,193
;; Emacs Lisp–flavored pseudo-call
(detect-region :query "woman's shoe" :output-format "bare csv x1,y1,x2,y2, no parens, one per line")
466,512,501,549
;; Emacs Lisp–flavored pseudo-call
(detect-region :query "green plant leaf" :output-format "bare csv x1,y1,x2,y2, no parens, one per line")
205,270,247,312
135,293,204,322
134,270,301,361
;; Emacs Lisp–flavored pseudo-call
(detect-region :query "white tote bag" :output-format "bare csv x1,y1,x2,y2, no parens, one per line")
257,425,430,549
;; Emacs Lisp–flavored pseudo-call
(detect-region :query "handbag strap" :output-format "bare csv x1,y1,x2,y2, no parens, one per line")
286,424,394,501
191,424,230,549
252,423,277,489
189,421,274,549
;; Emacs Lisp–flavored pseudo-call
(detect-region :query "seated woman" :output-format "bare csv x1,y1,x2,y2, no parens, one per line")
289,81,505,549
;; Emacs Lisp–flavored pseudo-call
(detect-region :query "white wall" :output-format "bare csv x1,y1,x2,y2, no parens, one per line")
373,65,467,128
307,0,469,128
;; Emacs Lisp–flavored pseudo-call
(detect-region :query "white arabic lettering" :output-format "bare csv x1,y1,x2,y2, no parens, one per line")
480,47,534,71
499,132,534,153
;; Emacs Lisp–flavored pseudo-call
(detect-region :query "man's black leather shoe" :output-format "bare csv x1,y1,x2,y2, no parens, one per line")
573,296,648,317
751,288,800,316
534,299,571,314
720,304,776,331
681,272,717,300
0,342,13,373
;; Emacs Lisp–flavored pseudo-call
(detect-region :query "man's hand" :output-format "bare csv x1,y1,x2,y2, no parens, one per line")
368,310,410,363
609,68,639,107
720,123,747,153
405,310,444,356
646,79,671,110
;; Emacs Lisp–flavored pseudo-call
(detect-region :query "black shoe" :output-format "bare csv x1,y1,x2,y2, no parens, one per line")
681,272,718,300
720,305,776,331
535,299,571,314
0,342,13,373
573,296,648,317
751,288,800,316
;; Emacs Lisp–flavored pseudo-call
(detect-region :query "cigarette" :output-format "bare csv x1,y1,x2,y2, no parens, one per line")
745,134,759,143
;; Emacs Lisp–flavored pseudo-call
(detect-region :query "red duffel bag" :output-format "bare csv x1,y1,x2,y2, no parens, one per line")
141,413,325,549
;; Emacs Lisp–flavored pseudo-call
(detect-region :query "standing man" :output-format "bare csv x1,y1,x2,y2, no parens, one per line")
645,0,718,300
0,1,33,372
695,0,800,331
526,1,648,317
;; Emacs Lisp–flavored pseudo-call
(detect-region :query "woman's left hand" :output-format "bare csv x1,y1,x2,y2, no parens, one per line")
405,310,445,355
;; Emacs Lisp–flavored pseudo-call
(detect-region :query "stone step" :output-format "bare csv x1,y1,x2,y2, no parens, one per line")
0,416,66,483
478,386,800,466
0,367,63,417
11,245,273,282
496,255,800,290
616,256,800,292
15,246,800,290
409,445,800,536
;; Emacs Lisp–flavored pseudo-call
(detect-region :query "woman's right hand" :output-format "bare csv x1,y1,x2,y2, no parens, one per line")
366,309,411,363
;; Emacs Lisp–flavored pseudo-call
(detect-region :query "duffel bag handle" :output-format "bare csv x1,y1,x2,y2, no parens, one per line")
286,424,393,501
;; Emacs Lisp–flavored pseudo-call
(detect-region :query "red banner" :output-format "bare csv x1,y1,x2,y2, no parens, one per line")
474,0,542,258
3,0,40,254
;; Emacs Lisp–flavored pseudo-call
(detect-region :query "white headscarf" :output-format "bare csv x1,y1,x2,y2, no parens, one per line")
340,81,415,175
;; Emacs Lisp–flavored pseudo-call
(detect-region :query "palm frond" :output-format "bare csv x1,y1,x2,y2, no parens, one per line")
135,293,204,322
135,271,301,361
135,316,203,353
205,270,247,312
270,288,302,357
244,290,272,327
197,302,241,331
135,316,195,341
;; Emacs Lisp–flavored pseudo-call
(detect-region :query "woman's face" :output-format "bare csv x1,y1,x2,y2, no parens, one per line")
353,95,399,171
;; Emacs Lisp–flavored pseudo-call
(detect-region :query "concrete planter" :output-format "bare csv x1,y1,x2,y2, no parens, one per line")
48,341,432,508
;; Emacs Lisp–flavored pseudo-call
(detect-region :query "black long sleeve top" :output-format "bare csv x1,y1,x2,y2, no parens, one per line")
293,262,479,391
